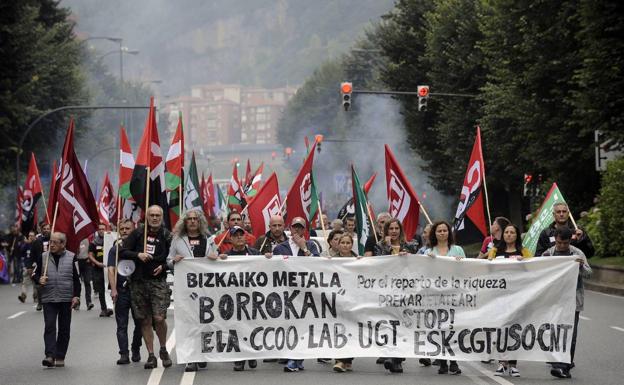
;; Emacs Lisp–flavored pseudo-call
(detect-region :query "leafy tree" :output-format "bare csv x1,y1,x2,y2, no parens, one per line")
571,0,624,145
0,0,88,224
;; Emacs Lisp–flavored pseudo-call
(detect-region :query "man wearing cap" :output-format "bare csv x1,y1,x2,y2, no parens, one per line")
220,225,261,371
214,211,257,254
271,217,319,372
107,218,143,365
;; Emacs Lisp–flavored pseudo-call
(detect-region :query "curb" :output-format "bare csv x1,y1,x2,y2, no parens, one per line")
585,281,624,297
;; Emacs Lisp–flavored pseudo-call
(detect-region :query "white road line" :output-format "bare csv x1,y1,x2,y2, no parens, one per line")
7,311,27,319
610,326,624,333
146,328,176,385
465,361,515,385
579,315,591,321
466,374,491,385
179,372,195,385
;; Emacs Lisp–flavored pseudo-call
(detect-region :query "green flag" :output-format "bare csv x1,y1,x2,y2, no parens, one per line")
523,183,568,254
184,152,203,212
351,165,371,255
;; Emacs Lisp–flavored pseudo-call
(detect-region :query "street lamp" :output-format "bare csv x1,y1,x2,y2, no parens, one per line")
97,47,140,83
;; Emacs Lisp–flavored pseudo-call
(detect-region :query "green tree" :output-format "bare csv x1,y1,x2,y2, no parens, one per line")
0,0,88,224
571,0,624,145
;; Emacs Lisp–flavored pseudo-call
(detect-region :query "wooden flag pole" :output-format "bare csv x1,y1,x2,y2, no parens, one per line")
43,201,59,277
113,193,122,290
419,204,433,225
316,204,329,246
482,170,493,236
143,166,151,253
569,212,579,230
366,203,379,244
39,186,50,224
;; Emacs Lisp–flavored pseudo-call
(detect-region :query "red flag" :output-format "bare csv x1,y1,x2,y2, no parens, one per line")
227,164,245,213
21,153,44,233
247,172,281,238
47,160,59,223
118,126,141,224
453,127,488,244
384,145,421,241
204,173,215,217
200,172,208,218
129,97,169,225
245,162,264,198
97,172,115,228
49,119,99,253
364,172,377,194
285,140,318,228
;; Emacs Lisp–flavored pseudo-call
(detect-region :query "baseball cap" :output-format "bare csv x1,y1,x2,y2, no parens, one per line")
291,217,306,228
229,225,245,235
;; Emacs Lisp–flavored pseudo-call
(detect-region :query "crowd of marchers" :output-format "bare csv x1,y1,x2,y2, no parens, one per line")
0,201,592,379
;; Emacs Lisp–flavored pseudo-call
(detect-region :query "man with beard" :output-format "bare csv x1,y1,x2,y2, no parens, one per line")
254,215,288,255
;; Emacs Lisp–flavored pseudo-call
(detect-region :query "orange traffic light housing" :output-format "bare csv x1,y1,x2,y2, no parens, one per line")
341,82,353,111
417,85,429,111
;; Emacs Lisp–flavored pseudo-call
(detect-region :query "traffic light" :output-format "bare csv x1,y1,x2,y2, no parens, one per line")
341,82,353,111
523,173,533,196
417,85,429,112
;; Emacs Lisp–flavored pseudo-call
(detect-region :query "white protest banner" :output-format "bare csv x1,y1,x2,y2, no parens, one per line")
174,255,578,363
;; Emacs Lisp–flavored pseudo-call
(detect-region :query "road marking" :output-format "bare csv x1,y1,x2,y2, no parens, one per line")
7,311,27,319
179,372,195,385
579,315,591,321
610,326,624,333
465,362,515,385
466,374,491,385
146,328,176,385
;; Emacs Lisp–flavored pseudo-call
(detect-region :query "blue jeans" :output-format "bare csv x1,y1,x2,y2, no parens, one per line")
115,286,143,355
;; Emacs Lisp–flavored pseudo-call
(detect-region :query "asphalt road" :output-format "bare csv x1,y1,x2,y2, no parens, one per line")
1,284,622,385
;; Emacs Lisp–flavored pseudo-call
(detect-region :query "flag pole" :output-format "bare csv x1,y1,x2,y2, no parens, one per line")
317,204,329,246
39,186,50,224
43,202,59,277
113,193,122,291
143,167,151,253
420,204,433,225
366,203,378,243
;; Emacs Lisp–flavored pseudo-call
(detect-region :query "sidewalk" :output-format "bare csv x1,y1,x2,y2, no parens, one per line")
585,264,624,296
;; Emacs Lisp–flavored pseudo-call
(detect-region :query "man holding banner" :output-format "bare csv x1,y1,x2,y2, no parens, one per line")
541,226,592,379
536,202,594,258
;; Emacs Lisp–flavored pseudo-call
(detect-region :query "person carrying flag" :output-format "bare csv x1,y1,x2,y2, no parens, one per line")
213,211,256,254
34,232,81,368
535,202,594,257
120,205,173,370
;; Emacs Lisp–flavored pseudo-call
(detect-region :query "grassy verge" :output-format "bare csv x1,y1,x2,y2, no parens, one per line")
588,256,624,267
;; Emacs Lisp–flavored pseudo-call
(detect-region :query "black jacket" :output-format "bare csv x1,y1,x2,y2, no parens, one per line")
120,225,172,280
535,220,594,257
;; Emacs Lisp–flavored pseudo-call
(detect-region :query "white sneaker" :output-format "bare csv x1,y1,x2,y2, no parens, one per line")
509,367,520,377
494,364,507,376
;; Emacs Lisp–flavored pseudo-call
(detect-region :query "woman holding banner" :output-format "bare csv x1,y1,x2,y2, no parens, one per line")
373,219,418,373
321,229,344,258
487,224,531,377
332,234,358,373
426,220,464,375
